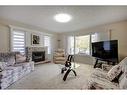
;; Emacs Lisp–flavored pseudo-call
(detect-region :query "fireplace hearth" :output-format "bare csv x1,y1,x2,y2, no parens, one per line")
32,51,45,62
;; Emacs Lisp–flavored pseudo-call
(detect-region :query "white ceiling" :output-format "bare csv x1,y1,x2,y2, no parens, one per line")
0,6,127,33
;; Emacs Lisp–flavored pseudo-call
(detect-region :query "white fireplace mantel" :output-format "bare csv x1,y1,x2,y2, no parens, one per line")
25,46,48,61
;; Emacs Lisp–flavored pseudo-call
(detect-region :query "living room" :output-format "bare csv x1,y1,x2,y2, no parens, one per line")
0,6,127,90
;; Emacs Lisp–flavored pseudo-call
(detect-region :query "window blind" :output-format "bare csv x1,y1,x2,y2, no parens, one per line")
12,30,25,54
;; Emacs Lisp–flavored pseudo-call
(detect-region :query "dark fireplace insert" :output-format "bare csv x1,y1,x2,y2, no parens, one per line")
32,51,45,62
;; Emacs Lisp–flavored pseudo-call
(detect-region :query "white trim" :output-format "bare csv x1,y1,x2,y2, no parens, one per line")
9,25,31,32
9,25,42,33
9,25,53,36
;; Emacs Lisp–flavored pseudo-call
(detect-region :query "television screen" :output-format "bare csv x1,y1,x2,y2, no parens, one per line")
92,40,118,59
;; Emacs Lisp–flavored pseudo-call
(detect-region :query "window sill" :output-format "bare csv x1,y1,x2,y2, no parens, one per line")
74,54,92,57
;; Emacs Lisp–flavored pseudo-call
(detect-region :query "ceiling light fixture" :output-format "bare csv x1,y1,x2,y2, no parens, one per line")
54,13,72,23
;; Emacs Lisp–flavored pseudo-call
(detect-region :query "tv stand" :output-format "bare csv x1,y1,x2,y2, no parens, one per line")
94,58,118,68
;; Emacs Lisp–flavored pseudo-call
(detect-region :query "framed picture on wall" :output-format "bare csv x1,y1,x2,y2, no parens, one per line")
31,33,40,45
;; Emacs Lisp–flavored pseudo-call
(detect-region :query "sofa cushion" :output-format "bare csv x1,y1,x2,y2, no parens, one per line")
54,61,65,64
54,53,65,57
119,72,127,89
7,56,15,66
0,69,13,79
0,62,7,71
83,76,119,89
102,64,113,72
119,57,127,72
118,73,124,83
92,68,108,80
0,52,15,66
107,65,122,81
54,57,66,61
19,62,30,69
57,49,64,52
0,75,13,89
5,66,22,73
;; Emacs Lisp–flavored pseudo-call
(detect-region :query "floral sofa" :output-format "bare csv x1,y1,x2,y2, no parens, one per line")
83,57,127,89
0,52,34,89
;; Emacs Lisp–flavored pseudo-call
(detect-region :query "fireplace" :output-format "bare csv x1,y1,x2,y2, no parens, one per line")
32,51,45,62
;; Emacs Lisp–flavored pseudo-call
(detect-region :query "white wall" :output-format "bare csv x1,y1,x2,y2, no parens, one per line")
1,17,127,63
0,24,10,52
58,20,127,63
109,21,127,60
0,19,58,60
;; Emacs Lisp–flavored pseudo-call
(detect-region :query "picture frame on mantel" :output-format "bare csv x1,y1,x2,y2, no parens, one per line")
31,33,40,45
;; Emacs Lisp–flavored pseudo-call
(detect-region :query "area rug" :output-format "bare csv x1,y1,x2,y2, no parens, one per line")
7,63,94,89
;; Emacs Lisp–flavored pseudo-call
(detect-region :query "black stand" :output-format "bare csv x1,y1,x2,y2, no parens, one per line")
63,68,77,81
61,55,77,81
94,58,118,68
94,58,99,68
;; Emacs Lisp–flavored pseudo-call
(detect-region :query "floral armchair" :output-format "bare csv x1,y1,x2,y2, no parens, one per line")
82,57,127,89
53,49,66,64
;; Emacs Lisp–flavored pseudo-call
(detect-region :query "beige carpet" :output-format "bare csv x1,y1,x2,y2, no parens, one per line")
7,63,94,89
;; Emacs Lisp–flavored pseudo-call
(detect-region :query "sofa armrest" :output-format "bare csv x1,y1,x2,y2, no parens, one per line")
87,82,118,89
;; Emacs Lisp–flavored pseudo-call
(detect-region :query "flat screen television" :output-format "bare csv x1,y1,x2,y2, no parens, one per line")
92,40,118,60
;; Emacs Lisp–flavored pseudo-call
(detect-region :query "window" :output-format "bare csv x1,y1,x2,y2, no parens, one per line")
44,35,51,54
11,30,25,54
75,35,90,54
67,36,74,54
67,33,98,55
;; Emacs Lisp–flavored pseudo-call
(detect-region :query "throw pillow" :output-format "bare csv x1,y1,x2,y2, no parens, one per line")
107,65,122,81
15,54,26,63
